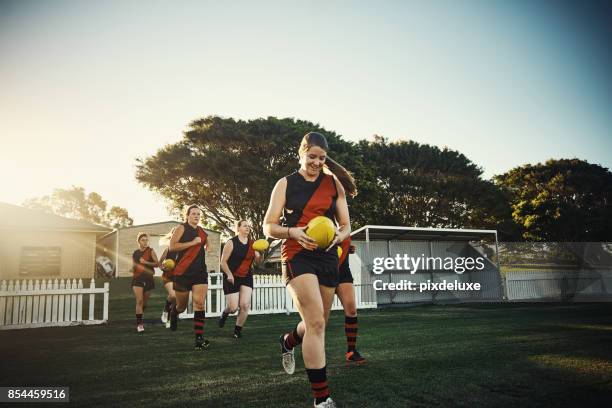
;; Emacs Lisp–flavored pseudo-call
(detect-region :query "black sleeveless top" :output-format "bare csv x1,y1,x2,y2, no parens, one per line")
281,171,338,262
226,236,255,277
175,222,207,275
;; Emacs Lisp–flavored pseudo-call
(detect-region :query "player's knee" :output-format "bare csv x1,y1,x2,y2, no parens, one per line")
239,302,250,311
345,304,357,317
305,316,325,335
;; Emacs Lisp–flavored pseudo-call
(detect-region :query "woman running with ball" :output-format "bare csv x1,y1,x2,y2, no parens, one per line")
263,131,357,408
168,205,213,350
218,220,262,338
131,233,159,333
158,227,177,329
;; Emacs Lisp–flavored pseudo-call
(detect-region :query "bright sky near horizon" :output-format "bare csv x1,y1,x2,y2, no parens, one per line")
1,0,611,225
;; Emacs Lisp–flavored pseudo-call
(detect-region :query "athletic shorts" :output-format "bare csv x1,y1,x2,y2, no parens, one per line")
223,274,254,295
173,272,208,292
282,254,338,288
338,261,354,284
132,273,155,292
161,272,173,285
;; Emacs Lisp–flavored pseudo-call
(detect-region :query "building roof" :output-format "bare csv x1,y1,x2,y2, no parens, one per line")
351,225,497,242
0,202,112,234
98,220,220,240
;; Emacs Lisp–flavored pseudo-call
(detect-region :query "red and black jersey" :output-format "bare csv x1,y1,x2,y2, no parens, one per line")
132,247,153,277
173,222,208,277
226,236,255,278
339,237,351,267
281,171,338,262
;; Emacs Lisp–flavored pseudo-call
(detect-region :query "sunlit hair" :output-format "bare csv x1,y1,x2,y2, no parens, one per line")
136,233,148,244
159,227,177,247
299,132,357,197
184,204,201,221
235,219,249,234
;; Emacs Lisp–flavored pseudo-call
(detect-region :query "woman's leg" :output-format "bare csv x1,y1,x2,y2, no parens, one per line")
235,285,253,337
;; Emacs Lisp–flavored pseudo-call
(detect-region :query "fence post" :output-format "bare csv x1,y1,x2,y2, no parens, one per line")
76,279,83,322
12,280,20,324
63,279,71,321
102,282,109,322
45,280,53,323
58,279,66,322
70,279,77,321
88,279,95,321
0,280,6,325
32,280,40,323
26,280,34,324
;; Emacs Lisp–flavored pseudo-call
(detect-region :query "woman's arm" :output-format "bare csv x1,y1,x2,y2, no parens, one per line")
169,225,200,252
263,178,317,250
220,240,234,278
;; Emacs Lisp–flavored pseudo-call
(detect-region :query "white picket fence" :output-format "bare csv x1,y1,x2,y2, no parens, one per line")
181,273,377,318
0,279,109,330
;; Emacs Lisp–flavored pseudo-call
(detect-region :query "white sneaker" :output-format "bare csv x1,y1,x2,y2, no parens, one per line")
165,320,171,329
279,334,295,375
161,311,168,323
137,323,145,333
314,397,336,408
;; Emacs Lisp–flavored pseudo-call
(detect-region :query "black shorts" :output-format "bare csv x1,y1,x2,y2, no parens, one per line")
223,274,254,295
338,261,354,284
132,273,155,292
282,254,338,288
173,272,208,292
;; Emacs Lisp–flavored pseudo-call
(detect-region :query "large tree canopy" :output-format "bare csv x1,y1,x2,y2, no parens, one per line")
493,159,612,241
135,116,354,238
23,186,133,228
136,116,517,241
350,136,518,239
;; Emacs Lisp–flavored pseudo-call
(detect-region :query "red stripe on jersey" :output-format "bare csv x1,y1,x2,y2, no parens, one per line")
234,240,255,277
283,175,337,261
339,237,351,266
173,227,208,277
133,247,152,277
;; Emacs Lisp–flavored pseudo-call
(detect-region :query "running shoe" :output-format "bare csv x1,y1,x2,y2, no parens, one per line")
195,335,210,350
314,397,336,408
345,350,366,364
279,334,295,374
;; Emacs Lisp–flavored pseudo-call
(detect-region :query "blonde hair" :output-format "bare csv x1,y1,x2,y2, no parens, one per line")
158,227,177,247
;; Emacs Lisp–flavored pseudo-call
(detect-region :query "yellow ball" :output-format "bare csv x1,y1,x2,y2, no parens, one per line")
337,246,343,258
306,216,336,249
161,259,175,271
252,239,270,252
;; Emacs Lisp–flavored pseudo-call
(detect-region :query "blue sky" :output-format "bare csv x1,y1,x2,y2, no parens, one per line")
1,0,611,224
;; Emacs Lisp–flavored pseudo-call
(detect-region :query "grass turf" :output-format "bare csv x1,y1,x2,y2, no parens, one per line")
1,278,611,407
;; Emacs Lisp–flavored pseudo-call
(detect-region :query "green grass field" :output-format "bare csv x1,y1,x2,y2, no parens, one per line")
1,278,612,407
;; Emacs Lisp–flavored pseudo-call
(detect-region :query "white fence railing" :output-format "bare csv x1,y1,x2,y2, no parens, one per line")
181,273,377,318
0,279,109,330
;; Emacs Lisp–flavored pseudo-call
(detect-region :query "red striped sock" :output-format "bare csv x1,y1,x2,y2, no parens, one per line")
345,315,358,352
194,310,205,336
306,366,329,404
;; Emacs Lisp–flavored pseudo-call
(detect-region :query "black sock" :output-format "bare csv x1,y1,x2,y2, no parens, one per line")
283,325,303,350
234,325,242,334
306,366,329,404
136,314,143,324
164,300,172,312
221,310,229,320
194,310,205,337
345,315,358,352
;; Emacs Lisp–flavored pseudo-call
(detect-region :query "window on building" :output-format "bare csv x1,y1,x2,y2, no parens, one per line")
19,246,61,276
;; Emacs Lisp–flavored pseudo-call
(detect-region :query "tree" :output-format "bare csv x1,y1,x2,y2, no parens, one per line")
493,158,612,241
350,136,519,239
135,116,355,239
24,186,134,228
